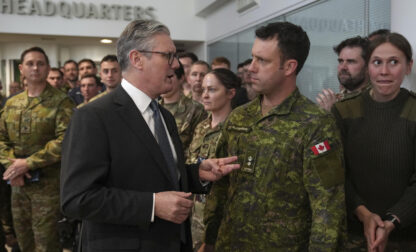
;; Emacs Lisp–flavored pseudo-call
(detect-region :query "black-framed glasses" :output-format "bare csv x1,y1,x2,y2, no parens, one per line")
138,50,178,65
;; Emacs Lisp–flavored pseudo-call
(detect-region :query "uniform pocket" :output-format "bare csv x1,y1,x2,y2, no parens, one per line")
312,150,345,189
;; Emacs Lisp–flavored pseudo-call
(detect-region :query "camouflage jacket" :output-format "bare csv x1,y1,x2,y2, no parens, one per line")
336,83,371,101
186,115,223,164
160,94,207,155
204,88,346,251
0,84,74,179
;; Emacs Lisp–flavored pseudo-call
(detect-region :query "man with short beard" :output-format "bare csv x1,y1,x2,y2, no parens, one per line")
316,36,370,111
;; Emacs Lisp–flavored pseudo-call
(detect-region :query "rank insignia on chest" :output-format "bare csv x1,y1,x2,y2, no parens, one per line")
242,150,256,173
310,140,331,155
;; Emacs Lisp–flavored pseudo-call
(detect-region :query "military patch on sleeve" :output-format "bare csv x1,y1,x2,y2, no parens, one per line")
312,150,345,188
310,140,330,155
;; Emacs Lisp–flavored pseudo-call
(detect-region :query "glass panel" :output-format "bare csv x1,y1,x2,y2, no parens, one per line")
207,0,391,102
208,34,238,71
369,0,390,33
286,0,366,101
237,27,256,66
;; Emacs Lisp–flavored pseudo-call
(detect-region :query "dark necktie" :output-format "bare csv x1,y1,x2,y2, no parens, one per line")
150,100,186,244
149,100,179,189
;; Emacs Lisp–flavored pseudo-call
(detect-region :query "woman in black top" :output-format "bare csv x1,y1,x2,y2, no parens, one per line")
332,33,416,251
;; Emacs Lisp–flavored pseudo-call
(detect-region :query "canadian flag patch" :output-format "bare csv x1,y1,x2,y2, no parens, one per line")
311,140,331,155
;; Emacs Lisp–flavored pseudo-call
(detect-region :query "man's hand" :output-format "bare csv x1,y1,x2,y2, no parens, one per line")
9,175,26,187
3,158,29,181
355,206,385,251
199,156,240,181
198,243,214,252
154,191,193,224
316,88,337,111
372,221,394,252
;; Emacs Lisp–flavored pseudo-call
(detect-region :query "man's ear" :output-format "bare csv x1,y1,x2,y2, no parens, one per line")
283,59,298,76
129,50,144,70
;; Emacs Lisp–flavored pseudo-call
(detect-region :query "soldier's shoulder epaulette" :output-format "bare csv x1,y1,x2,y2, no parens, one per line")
400,90,416,122
338,90,362,102
333,93,364,119
408,90,416,98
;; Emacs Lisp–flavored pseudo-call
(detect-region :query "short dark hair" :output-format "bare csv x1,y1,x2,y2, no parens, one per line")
209,68,248,108
368,29,390,40
255,22,310,75
178,52,198,63
49,67,64,78
100,54,118,65
20,47,49,65
237,62,245,69
211,57,231,68
333,36,369,63
368,32,413,63
174,61,185,79
80,74,100,86
242,59,252,67
192,60,210,70
64,59,78,68
78,58,96,68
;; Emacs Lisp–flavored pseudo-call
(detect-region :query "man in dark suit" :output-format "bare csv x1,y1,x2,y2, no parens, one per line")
60,20,239,252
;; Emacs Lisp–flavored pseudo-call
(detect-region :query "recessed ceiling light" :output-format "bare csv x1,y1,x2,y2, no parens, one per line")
100,39,112,44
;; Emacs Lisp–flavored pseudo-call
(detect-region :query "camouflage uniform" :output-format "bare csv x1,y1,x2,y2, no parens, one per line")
160,93,207,155
335,83,371,102
186,115,224,250
0,84,74,252
204,89,346,251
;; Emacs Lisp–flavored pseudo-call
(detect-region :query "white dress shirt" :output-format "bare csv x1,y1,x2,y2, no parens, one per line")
121,79,178,222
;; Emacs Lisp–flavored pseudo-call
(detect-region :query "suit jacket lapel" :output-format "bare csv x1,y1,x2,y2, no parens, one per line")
112,87,178,187
160,107,187,190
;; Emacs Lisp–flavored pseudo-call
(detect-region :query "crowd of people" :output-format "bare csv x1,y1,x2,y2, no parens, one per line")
0,18,415,252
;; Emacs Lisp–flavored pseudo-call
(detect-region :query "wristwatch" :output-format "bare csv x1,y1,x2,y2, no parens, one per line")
382,214,401,229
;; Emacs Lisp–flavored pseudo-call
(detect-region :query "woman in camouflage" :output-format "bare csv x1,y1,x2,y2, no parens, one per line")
187,68,247,251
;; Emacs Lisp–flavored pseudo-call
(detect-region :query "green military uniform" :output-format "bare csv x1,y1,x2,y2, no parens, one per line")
335,83,371,102
204,88,346,251
186,115,224,250
160,93,207,155
0,84,74,252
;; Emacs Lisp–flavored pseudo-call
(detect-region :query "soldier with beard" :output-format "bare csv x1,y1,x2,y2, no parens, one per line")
316,36,370,111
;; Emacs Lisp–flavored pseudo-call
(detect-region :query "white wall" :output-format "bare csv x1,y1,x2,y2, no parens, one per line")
0,0,206,41
391,0,416,91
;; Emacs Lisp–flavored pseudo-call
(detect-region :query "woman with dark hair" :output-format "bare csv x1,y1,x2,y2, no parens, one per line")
332,33,416,251
186,68,247,251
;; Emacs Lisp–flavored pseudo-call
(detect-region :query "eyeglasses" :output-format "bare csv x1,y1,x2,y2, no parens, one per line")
138,50,178,65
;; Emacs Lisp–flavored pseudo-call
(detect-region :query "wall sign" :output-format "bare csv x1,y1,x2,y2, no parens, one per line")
0,0,156,21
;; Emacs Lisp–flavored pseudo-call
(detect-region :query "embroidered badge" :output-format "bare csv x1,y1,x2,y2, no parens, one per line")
311,140,331,155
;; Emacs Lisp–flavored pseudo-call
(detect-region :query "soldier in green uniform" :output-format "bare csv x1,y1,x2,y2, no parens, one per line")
1,47,74,252
160,62,207,155
203,22,346,252
186,68,245,251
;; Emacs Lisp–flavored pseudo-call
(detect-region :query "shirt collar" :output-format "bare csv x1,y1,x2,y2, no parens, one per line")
121,78,152,114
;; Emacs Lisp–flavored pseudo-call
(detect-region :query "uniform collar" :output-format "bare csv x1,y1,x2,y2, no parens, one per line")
257,88,301,116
